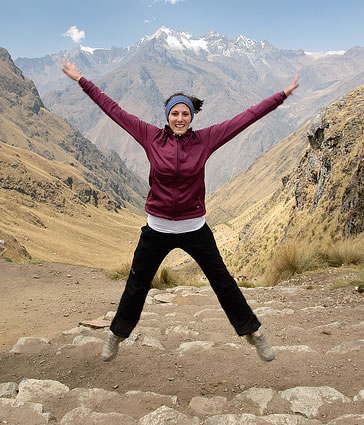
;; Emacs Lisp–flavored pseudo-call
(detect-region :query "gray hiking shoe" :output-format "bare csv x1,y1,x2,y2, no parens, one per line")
101,331,124,362
246,333,275,362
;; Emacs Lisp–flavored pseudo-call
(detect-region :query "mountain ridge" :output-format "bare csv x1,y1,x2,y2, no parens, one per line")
207,84,364,279
0,47,147,265
17,27,363,192
0,47,148,210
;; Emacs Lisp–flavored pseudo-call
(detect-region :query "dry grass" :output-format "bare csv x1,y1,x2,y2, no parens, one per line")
0,143,145,269
106,263,184,289
151,267,180,289
315,239,364,267
262,237,364,286
106,260,132,280
263,241,318,285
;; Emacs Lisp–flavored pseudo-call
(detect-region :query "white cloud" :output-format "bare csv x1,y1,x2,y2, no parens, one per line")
62,26,85,44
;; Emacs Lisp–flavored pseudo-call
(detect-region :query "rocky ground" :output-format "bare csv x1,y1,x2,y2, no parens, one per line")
0,258,363,424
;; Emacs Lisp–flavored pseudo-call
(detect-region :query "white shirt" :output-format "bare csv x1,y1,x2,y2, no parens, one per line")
147,214,205,234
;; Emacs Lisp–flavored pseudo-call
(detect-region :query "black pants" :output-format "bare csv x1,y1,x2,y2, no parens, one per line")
110,223,261,338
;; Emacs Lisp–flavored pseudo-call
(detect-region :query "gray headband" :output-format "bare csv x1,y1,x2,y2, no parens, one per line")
165,95,194,122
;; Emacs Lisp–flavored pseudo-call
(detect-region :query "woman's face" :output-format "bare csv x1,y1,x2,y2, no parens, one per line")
168,103,192,135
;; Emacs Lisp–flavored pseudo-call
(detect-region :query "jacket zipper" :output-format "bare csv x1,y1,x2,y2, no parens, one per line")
172,135,180,219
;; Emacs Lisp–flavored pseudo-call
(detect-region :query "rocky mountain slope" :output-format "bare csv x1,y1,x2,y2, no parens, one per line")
0,47,148,265
16,27,364,192
0,141,144,266
15,45,128,95
207,84,364,278
0,47,148,210
0,259,363,424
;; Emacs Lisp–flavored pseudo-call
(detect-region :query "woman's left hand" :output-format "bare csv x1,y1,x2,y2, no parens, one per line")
284,75,299,97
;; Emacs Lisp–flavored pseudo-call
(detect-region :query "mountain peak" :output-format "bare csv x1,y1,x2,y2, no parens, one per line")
148,26,173,40
142,26,208,53
236,34,260,48
80,45,111,55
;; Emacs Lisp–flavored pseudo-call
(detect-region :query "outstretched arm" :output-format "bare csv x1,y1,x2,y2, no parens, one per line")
200,75,299,153
62,60,82,82
60,61,159,148
284,74,299,97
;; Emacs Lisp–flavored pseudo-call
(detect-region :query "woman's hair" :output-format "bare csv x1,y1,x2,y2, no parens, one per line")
164,92,204,114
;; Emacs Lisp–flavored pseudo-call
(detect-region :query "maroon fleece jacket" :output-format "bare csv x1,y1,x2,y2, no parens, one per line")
79,77,286,220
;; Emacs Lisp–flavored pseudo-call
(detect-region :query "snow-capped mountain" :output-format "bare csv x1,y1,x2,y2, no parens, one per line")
14,26,296,95
14,26,351,96
132,26,282,61
11,27,364,192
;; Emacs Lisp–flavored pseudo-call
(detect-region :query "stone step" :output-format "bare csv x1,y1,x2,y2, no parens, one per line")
1,379,363,424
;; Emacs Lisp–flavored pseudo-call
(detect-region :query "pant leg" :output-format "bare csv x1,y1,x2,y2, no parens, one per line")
110,225,174,338
180,223,261,336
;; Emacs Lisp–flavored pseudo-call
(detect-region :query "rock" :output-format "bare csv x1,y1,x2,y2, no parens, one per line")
193,308,221,318
253,307,295,317
301,306,326,313
177,341,215,355
141,312,160,319
10,336,50,354
125,390,178,407
189,395,227,416
165,325,199,337
142,336,165,350
326,339,364,354
279,386,351,418
353,389,364,401
104,311,116,320
0,398,53,424
16,378,70,404
351,321,364,329
327,414,364,424
313,321,341,330
203,413,255,424
154,293,176,303
60,406,137,424
137,326,162,338
173,293,212,306
231,387,275,415
273,345,316,353
204,413,323,424
0,382,18,398
78,318,110,328
138,405,198,425
72,335,104,345
223,343,242,349
62,325,90,335
67,387,121,410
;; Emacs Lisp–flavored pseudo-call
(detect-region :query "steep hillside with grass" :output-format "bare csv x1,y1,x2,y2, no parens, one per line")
210,84,364,281
0,47,148,267
206,122,309,227
0,141,145,267
0,47,148,211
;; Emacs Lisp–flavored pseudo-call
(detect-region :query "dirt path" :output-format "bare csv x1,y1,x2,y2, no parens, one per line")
0,258,363,424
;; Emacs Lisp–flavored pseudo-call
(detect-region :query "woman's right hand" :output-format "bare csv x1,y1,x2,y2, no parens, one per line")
62,60,82,82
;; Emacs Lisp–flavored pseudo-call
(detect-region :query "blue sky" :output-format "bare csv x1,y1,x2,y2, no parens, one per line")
2,0,363,59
